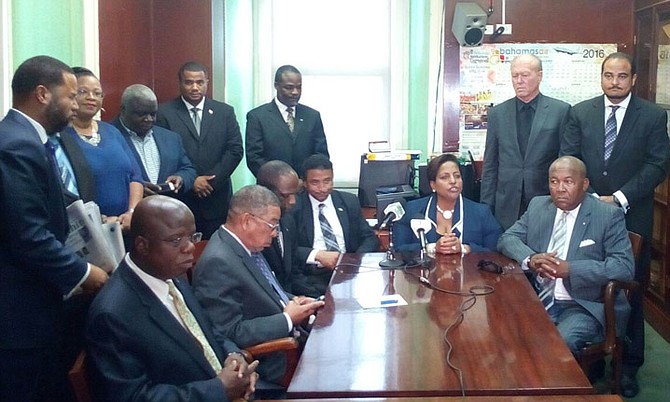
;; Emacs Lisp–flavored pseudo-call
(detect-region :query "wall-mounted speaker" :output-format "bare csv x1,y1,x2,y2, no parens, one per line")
452,2,488,47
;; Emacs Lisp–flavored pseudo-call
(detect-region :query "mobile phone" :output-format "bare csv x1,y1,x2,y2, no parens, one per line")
157,182,175,194
316,295,326,302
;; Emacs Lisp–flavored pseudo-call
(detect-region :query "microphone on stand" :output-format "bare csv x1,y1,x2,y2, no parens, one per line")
410,217,433,266
379,199,407,269
376,199,406,230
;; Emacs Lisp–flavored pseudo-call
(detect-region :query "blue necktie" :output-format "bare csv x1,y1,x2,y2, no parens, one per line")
252,252,290,305
46,137,79,196
604,105,620,161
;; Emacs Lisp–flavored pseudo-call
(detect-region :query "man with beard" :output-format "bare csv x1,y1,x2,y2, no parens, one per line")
156,61,243,239
561,52,670,397
0,56,108,402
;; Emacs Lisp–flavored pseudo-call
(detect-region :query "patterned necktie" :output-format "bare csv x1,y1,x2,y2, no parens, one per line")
191,107,201,135
251,252,290,305
286,107,295,135
537,211,568,311
167,280,222,374
46,138,78,196
603,105,620,161
318,203,340,251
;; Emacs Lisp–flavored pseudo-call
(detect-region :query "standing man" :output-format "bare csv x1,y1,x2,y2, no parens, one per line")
156,61,244,239
192,185,324,387
245,65,329,177
113,84,196,197
257,160,320,297
86,195,258,401
0,55,108,402
292,154,378,294
498,156,633,357
481,54,571,229
561,52,670,397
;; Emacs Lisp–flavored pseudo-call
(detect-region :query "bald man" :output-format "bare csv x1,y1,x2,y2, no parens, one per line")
86,195,258,401
481,54,571,230
112,84,196,197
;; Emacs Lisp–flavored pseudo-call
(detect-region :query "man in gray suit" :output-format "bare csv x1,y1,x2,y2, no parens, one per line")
481,54,571,229
192,185,324,386
498,156,633,357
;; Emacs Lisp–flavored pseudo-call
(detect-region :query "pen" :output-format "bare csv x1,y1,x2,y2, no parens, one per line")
381,299,398,305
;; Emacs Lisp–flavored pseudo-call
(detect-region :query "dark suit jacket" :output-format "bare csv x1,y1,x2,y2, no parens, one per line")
86,260,238,402
192,228,295,385
156,98,243,221
112,118,197,194
481,93,571,229
262,214,320,297
0,109,88,349
57,130,97,204
560,94,670,241
498,195,634,335
292,190,379,263
393,195,502,252
245,101,329,176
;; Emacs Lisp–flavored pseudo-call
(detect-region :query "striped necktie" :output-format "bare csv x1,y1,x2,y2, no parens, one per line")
537,211,568,311
46,137,78,196
167,280,222,374
603,105,620,161
318,203,340,251
251,252,290,305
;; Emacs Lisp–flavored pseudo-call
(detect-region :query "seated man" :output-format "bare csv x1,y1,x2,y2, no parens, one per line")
498,156,634,354
291,154,378,294
256,160,320,297
86,195,258,401
192,185,324,386
112,84,196,197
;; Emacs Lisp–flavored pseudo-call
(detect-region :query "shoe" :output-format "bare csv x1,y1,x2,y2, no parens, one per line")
587,359,606,383
620,373,639,398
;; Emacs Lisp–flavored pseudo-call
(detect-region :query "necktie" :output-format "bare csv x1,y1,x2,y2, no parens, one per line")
46,138,78,196
517,103,533,158
318,203,340,252
167,280,222,374
251,253,290,305
604,105,620,161
537,211,568,311
286,107,295,135
191,107,201,135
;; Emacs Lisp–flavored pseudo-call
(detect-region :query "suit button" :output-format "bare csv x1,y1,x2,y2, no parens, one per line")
603,171,608,176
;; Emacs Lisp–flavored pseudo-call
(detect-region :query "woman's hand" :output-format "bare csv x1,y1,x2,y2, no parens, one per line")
436,233,462,255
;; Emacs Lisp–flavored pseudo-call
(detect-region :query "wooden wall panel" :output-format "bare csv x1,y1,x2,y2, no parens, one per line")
442,0,635,152
98,0,212,120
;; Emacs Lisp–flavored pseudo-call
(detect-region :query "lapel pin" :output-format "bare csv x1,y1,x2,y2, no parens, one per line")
299,118,304,122
208,109,213,114
337,207,344,212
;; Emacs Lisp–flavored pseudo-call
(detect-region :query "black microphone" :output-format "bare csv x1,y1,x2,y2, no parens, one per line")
376,199,407,230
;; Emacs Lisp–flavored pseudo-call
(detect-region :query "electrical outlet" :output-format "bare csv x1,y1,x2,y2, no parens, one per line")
496,24,512,35
485,24,494,35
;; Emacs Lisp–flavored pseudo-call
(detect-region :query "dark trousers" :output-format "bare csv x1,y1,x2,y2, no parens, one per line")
623,238,650,374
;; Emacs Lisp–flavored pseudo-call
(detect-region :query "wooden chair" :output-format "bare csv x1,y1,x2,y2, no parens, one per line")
186,240,209,283
578,231,641,394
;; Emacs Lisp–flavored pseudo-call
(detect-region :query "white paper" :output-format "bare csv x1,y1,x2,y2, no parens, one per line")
357,293,408,309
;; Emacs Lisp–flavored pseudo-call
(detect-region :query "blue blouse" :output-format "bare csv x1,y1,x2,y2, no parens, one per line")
63,122,142,216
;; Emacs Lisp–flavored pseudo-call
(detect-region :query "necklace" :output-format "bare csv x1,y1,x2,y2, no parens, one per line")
74,121,101,146
436,204,453,220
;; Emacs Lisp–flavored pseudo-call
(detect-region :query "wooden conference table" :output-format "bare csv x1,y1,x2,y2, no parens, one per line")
287,252,593,398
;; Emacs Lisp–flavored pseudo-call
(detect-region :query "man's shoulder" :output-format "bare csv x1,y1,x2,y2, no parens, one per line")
571,95,602,111
151,125,182,141
158,97,183,111
248,101,275,115
630,95,666,115
205,98,234,113
296,103,320,115
539,93,571,109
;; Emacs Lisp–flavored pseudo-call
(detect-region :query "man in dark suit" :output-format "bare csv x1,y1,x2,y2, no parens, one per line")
156,61,244,239
192,185,324,386
560,52,670,397
113,84,196,197
245,65,329,177
257,160,320,297
481,54,571,230
0,56,108,402
86,195,258,401
292,154,379,294
498,156,633,357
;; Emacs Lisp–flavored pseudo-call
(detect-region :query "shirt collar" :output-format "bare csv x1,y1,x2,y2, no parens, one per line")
125,253,170,302
274,97,296,112
221,225,252,256
181,96,205,111
605,92,632,110
308,193,334,210
120,119,153,140
516,93,540,111
12,108,48,144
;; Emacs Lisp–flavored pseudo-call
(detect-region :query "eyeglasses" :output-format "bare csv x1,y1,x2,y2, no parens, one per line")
160,232,203,247
76,88,104,99
249,214,280,232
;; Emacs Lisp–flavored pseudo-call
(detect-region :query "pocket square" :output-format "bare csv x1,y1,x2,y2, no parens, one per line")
579,239,595,247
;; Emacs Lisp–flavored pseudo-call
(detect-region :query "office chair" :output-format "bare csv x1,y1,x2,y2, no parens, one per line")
578,231,641,394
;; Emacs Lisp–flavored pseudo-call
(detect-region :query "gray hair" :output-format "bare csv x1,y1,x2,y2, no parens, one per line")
120,84,157,108
229,185,280,216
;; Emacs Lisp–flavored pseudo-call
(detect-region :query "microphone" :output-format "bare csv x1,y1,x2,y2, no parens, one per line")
410,218,432,250
376,199,406,230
